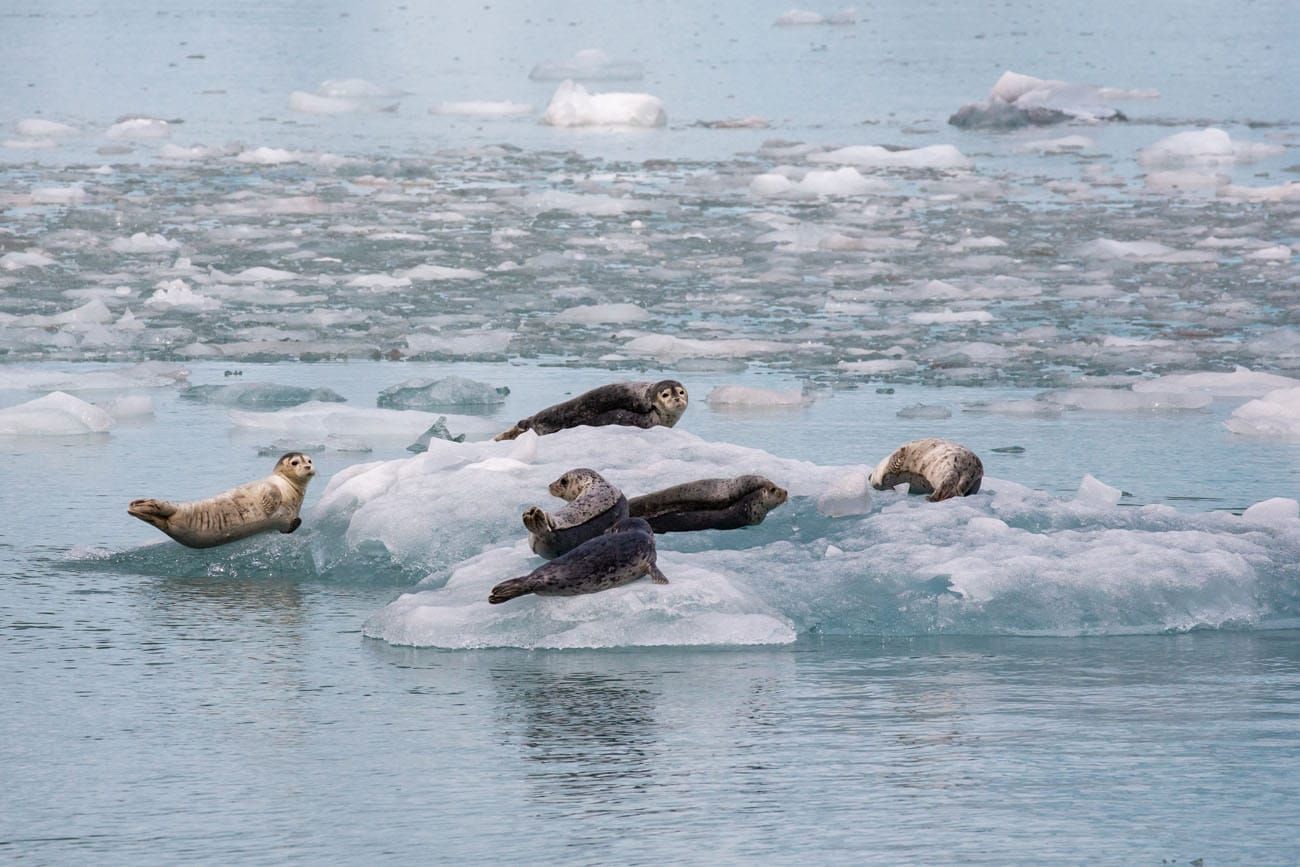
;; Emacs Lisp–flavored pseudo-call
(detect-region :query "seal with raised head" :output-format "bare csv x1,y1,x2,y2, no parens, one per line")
869,438,982,502
493,380,688,441
127,452,316,548
489,517,668,604
523,468,629,559
628,475,788,533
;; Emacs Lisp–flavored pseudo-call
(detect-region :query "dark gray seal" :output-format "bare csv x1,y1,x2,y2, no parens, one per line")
489,517,668,604
127,452,316,548
870,438,983,502
628,475,788,533
523,468,629,559
493,380,688,441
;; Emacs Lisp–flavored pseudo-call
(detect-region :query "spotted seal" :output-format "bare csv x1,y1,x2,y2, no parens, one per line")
869,438,983,502
489,517,668,604
628,475,788,533
493,380,688,441
523,468,629,559
127,452,316,548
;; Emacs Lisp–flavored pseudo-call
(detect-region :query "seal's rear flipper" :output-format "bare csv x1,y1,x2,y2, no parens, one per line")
488,576,532,604
493,423,525,442
649,564,669,585
282,517,302,534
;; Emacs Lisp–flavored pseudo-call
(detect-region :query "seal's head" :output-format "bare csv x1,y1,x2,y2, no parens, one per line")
274,452,316,486
604,516,654,537
651,379,689,425
742,481,788,523
549,468,605,501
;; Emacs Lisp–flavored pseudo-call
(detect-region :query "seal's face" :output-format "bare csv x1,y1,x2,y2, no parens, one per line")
653,380,689,422
549,468,601,501
759,483,788,507
275,452,316,484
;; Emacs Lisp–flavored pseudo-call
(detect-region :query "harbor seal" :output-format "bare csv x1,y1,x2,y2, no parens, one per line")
523,468,629,559
869,438,983,502
489,517,668,604
127,452,316,548
493,380,688,441
628,475,788,533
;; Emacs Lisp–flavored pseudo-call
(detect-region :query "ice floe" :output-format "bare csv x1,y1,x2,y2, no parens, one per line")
0,392,115,436
949,71,1148,128
181,383,346,408
541,81,666,128
1225,387,1300,438
773,7,856,25
289,79,402,114
376,377,508,410
229,402,499,442
105,117,170,139
1139,128,1285,167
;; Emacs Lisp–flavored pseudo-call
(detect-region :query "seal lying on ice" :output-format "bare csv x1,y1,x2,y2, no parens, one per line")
869,438,983,502
127,452,316,548
628,475,788,533
489,517,668,604
493,380,688,441
523,468,629,559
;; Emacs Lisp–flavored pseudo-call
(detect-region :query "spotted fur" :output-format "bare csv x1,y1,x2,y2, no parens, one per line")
493,380,688,441
522,468,629,559
869,438,983,502
628,475,788,533
489,517,668,604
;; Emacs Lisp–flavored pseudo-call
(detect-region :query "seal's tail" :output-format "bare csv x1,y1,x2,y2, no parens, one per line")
127,498,177,528
488,577,532,604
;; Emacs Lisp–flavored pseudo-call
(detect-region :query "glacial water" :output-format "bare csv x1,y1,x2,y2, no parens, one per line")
3,0,1299,861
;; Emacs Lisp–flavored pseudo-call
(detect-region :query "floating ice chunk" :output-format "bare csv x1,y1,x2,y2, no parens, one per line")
407,417,467,452
950,70,1135,128
896,403,952,419
104,117,170,139
1018,134,1094,153
181,383,346,408
837,359,918,376
289,79,401,114
347,273,411,290
554,303,651,325
364,546,795,649
962,399,1062,418
706,385,807,408
158,143,226,161
541,81,666,128
4,136,58,150
520,190,649,216
312,425,865,577
1138,128,1285,167
697,116,770,129
0,250,57,270
750,167,889,198
145,279,221,311
908,309,994,324
1246,245,1291,262
235,147,311,165
16,299,115,327
228,267,298,283
810,144,972,171
230,402,496,442
398,264,486,281
1241,498,1299,526
31,186,86,205
17,118,77,137
1075,474,1123,508
1132,367,1300,398
1218,182,1300,203
430,101,532,117
625,334,790,360
0,392,115,436
816,470,872,517
0,362,188,392
405,331,514,356
109,233,180,254
1076,239,1216,263
1044,389,1211,412
774,7,856,25
529,49,644,82
1225,387,1300,438
378,377,508,410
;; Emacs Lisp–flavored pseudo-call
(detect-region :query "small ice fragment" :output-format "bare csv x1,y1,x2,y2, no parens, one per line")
1075,474,1122,508
105,117,170,139
817,470,872,517
0,392,116,436
378,377,509,410
109,233,180,254
406,417,467,452
541,81,666,128
1240,498,1299,525
17,118,77,137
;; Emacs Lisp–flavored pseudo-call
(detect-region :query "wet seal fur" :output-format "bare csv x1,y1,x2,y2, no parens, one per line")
489,517,668,604
494,380,688,441
523,468,629,559
128,453,316,548
629,475,788,533
869,438,983,502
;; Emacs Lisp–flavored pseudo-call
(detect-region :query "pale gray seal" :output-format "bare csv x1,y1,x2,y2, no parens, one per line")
628,475,788,533
127,452,316,548
523,468,629,559
489,517,668,604
493,380,688,441
869,438,983,502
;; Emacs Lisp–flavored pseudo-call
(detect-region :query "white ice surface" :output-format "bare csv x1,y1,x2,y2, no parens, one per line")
1132,367,1300,398
229,402,500,442
541,81,666,128
0,391,116,435
1225,387,1300,438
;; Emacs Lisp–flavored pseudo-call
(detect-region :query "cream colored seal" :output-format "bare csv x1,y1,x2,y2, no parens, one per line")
127,452,316,548
869,438,983,502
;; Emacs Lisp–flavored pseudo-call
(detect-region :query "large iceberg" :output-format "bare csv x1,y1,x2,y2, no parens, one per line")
541,81,666,128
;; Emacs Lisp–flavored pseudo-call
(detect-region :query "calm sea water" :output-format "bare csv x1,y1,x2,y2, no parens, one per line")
3,0,1299,861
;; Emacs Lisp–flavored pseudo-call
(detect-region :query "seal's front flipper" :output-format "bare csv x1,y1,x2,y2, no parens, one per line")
283,517,302,533
649,563,669,585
